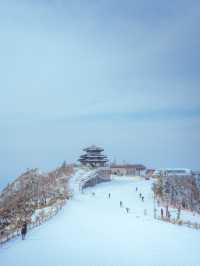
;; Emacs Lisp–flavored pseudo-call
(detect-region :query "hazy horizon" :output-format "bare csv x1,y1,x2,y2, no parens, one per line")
0,0,200,184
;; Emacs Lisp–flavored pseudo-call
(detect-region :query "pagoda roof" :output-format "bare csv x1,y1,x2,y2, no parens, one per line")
83,145,104,152
79,145,109,165
80,154,107,159
79,158,108,163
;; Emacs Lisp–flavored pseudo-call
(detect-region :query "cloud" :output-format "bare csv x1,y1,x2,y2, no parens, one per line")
0,0,199,180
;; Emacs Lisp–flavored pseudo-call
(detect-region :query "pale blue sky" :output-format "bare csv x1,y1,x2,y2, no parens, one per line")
0,0,200,185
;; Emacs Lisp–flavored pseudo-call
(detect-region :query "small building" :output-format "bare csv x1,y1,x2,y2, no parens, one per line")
110,164,146,176
78,145,109,168
152,168,193,178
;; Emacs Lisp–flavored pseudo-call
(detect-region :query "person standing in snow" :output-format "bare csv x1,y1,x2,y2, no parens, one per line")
136,187,138,192
108,193,111,199
120,201,123,207
139,193,142,198
21,221,27,240
141,196,144,202
177,206,181,220
168,211,171,220
126,207,130,213
161,208,164,219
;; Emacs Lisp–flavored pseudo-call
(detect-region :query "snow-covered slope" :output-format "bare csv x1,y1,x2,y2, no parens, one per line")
1,177,200,266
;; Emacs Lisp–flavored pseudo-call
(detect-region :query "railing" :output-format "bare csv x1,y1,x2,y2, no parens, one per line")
79,168,111,191
155,215,200,230
0,200,66,246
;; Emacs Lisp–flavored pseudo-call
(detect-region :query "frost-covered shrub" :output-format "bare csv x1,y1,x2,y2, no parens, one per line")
154,175,200,213
0,163,73,235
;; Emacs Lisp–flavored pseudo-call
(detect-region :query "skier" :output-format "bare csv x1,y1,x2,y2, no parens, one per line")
168,211,171,220
108,193,111,199
139,193,142,198
136,187,138,192
126,207,130,213
161,208,164,219
177,206,181,220
21,221,27,240
92,192,95,196
120,201,123,207
141,196,144,202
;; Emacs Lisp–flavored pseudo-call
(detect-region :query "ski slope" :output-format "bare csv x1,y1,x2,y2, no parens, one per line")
1,177,200,266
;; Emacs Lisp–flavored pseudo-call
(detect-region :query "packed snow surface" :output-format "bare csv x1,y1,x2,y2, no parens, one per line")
1,177,200,266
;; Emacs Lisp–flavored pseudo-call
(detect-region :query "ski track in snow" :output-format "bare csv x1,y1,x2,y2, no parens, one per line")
1,176,200,266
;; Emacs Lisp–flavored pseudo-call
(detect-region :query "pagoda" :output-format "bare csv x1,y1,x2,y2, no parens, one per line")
79,145,109,168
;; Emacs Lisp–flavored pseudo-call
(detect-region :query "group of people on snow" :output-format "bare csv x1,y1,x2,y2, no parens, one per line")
161,207,171,220
137,190,144,202
91,186,146,215
19,184,170,242
107,193,130,213
91,186,174,221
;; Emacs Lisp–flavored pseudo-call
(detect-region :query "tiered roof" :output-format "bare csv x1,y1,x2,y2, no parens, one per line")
83,145,104,153
79,145,108,167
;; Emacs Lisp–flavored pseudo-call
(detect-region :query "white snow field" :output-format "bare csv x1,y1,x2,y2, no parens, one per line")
1,176,200,266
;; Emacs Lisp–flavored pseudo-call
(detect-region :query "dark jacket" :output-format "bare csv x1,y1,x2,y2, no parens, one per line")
21,223,27,235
